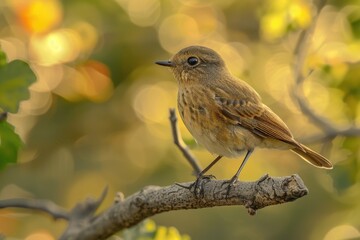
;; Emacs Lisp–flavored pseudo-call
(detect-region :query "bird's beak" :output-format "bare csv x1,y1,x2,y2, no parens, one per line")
155,60,174,67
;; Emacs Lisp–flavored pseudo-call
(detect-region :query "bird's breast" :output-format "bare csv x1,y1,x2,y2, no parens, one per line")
177,85,261,157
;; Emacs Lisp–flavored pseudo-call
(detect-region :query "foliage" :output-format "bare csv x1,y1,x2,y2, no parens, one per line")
122,219,190,240
0,56,36,113
0,50,35,169
0,121,22,169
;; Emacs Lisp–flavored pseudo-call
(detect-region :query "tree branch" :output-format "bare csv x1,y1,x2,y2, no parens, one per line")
0,198,69,220
61,174,308,240
0,175,308,239
169,108,202,176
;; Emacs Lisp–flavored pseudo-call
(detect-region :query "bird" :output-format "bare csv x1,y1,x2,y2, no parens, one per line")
155,45,333,187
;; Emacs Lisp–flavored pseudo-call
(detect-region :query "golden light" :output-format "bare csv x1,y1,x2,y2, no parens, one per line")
179,0,235,8
30,65,64,92
288,1,312,28
71,21,99,53
133,84,172,123
318,42,351,62
29,29,81,66
260,13,287,40
216,43,247,77
20,91,53,116
25,231,55,240
263,53,293,103
127,0,160,27
324,225,360,240
78,61,113,102
9,0,63,34
0,209,17,235
302,80,330,113
260,0,312,41
303,79,349,124
179,5,223,37
0,38,27,61
158,14,201,53
54,61,114,102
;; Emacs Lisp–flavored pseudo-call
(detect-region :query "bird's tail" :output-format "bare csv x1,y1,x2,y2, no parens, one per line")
291,144,333,169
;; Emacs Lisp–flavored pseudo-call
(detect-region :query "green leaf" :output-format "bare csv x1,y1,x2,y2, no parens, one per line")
0,121,23,169
0,59,36,113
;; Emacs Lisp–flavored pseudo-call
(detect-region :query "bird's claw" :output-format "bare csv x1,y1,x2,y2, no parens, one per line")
188,175,216,198
221,176,239,197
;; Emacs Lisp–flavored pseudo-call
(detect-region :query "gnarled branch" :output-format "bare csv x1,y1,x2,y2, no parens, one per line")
61,174,308,240
0,175,308,240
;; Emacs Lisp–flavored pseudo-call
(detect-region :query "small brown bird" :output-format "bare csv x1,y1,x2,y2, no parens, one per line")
156,46,332,185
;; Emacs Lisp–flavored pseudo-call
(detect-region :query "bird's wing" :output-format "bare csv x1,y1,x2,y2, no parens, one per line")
214,91,301,148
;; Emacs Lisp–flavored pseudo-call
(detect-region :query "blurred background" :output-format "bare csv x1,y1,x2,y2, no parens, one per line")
0,0,360,239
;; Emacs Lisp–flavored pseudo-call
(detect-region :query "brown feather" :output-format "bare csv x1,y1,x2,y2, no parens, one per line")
291,144,333,169
215,91,303,149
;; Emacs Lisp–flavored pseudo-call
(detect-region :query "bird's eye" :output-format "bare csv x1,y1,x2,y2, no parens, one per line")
187,57,199,66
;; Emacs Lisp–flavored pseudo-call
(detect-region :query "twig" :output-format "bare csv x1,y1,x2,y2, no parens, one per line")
169,108,202,175
0,198,69,220
59,187,108,239
302,127,360,143
292,89,337,133
61,174,308,240
291,0,360,144
292,0,332,131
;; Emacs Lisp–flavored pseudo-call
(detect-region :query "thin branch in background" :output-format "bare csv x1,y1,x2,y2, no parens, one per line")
169,108,202,176
291,0,360,147
302,127,360,144
0,198,69,220
292,0,334,132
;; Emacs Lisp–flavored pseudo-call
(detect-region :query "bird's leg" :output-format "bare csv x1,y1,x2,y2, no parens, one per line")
176,155,222,193
198,155,223,178
225,149,254,195
190,155,223,197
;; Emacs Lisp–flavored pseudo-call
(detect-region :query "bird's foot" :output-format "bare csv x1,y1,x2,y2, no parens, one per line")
186,174,216,198
221,176,239,197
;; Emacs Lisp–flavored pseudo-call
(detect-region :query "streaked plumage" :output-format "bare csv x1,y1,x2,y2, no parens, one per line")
156,46,332,184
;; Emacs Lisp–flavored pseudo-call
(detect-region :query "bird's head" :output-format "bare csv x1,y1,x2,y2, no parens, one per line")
156,46,227,84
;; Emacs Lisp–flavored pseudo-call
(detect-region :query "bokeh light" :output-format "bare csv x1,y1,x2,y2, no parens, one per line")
0,0,360,239
9,0,63,34
25,231,55,240
133,83,174,124
29,29,81,66
324,224,360,240
260,0,312,41
158,14,201,53
127,0,160,27
54,61,113,102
